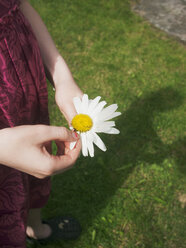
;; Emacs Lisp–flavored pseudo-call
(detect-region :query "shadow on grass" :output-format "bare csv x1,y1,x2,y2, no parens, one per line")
45,86,185,244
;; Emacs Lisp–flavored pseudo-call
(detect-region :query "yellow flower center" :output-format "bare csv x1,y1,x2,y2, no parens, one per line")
72,114,93,132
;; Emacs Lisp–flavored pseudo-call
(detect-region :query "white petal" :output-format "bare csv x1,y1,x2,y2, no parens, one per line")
87,132,94,157
92,132,107,152
94,121,115,133
106,111,121,120
104,128,120,134
91,101,107,118
100,121,115,127
87,96,101,114
81,132,88,156
98,104,118,121
73,97,82,114
81,94,89,113
70,141,77,150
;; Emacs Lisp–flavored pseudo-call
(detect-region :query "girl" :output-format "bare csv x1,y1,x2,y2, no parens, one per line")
0,0,82,246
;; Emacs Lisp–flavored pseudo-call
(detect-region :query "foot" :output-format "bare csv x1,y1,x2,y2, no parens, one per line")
26,208,52,240
26,223,52,240
26,209,82,241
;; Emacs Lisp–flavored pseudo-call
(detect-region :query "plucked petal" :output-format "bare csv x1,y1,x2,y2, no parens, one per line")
92,132,107,152
70,141,77,150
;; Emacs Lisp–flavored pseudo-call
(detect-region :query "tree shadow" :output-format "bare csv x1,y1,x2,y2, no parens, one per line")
44,86,185,245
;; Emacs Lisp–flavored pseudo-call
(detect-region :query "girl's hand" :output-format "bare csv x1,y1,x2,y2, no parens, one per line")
0,125,81,178
55,80,83,125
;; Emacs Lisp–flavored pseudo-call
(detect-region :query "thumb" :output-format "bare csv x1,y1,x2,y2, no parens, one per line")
35,125,79,143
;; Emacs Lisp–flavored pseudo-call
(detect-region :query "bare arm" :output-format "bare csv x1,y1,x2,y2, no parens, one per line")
20,0,83,123
20,0,73,87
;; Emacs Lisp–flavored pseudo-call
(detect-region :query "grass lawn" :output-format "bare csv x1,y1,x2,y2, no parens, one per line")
29,0,186,247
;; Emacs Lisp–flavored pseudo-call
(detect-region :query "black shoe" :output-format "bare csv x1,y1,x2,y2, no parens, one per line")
26,216,82,245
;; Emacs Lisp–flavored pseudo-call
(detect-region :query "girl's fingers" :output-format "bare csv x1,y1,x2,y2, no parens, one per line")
51,139,81,174
34,125,79,144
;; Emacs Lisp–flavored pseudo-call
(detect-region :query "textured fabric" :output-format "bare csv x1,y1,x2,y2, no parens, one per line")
0,0,51,247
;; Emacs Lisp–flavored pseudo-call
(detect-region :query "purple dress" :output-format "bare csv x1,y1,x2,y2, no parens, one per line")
0,0,51,247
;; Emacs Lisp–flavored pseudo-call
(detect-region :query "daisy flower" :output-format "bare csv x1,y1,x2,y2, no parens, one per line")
70,94,121,157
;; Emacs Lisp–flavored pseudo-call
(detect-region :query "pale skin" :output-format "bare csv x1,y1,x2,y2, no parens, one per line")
0,125,81,179
0,125,81,239
19,0,83,124
0,0,83,240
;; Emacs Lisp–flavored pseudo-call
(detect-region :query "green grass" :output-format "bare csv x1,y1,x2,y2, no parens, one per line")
29,0,186,247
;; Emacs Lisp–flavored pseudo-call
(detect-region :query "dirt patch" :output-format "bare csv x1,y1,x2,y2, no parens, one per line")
132,0,186,43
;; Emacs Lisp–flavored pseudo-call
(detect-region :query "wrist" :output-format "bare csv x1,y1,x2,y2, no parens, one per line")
50,56,75,89
0,128,11,165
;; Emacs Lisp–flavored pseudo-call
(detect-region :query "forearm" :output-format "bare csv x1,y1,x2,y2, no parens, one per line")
20,0,75,88
20,0,83,123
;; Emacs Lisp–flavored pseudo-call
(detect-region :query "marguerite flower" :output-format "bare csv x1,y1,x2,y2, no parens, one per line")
70,94,121,157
